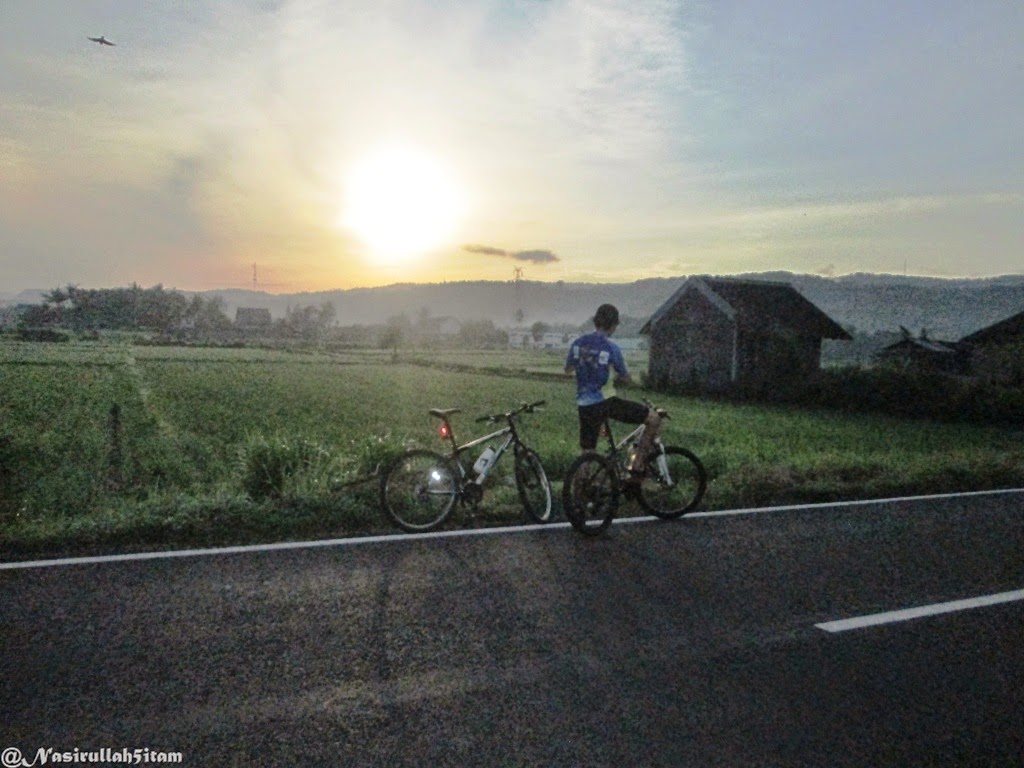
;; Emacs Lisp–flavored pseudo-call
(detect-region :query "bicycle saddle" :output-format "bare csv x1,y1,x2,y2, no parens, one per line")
429,408,461,418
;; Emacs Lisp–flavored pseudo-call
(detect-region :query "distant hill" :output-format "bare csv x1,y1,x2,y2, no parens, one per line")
0,289,47,306
194,273,1024,340
744,272,1024,339
5,273,1024,340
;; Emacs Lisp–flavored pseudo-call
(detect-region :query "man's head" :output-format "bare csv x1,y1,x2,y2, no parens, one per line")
593,303,620,332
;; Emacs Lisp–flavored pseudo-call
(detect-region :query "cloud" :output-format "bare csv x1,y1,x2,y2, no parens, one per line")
463,244,559,264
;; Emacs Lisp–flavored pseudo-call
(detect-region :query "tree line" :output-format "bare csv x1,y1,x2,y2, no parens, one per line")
23,284,233,334
18,284,339,342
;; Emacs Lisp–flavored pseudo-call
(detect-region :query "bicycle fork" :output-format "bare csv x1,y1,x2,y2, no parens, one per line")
652,441,673,487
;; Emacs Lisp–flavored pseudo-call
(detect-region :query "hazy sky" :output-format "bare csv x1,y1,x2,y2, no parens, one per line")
2,0,1021,292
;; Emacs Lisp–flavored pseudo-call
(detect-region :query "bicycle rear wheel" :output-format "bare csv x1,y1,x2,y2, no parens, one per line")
636,446,706,519
515,447,552,523
380,449,458,532
562,452,618,535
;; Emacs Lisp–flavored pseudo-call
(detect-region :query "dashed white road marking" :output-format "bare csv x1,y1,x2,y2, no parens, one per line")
816,588,1024,633
1,487,1022,571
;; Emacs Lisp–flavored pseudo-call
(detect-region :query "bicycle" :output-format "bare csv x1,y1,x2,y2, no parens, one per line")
379,400,552,532
562,402,707,536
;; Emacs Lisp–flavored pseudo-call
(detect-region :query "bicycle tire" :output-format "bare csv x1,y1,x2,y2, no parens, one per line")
562,452,619,535
636,446,706,519
514,447,552,523
380,449,459,532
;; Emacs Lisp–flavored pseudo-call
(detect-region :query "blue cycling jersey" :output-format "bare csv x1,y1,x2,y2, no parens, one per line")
565,331,629,406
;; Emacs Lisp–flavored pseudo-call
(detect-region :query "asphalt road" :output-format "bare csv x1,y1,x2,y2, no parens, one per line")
2,491,1023,767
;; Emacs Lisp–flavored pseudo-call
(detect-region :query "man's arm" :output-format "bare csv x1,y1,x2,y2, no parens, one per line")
611,345,632,386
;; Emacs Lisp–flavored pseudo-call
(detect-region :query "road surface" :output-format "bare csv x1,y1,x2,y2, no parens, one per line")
2,491,1023,766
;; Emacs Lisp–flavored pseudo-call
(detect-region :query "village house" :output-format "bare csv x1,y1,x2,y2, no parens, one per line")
876,327,969,375
509,329,571,349
641,276,850,395
959,309,1024,385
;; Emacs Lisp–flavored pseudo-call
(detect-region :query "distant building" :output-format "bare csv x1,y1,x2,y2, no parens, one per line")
641,276,850,394
235,307,272,332
877,328,969,375
509,329,583,350
959,309,1024,385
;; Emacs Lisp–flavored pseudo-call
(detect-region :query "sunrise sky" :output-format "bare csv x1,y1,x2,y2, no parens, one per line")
2,0,1021,293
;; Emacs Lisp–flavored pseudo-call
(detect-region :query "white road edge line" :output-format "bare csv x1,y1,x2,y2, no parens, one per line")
815,588,1024,633
2,487,1023,571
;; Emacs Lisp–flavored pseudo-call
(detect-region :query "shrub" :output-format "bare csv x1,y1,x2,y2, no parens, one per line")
347,431,409,477
237,433,341,501
17,328,69,343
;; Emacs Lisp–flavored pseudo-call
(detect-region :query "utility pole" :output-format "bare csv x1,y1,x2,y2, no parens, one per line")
512,266,524,324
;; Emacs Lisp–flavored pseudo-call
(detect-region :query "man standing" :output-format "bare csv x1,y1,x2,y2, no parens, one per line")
565,303,661,475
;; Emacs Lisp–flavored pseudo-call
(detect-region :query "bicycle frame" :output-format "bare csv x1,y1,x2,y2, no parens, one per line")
434,415,519,485
602,421,646,456
599,420,672,486
453,426,515,484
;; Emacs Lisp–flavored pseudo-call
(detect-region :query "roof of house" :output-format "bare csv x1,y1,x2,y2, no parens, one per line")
641,276,852,339
960,309,1024,345
880,337,960,355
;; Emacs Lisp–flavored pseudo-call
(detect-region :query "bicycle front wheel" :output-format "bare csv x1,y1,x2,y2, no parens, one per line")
562,452,619,536
380,449,458,532
514,447,552,523
637,446,706,519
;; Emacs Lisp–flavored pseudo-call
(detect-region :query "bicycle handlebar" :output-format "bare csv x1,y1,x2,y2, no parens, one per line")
475,400,546,423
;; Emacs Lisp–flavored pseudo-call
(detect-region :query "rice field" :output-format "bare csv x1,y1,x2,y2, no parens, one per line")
3,338,1023,557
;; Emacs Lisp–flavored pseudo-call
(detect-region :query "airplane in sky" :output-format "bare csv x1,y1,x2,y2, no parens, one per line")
87,36,116,46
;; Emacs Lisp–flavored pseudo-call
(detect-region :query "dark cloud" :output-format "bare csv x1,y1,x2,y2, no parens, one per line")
463,244,560,263
514,249,560,263
463,244,507,257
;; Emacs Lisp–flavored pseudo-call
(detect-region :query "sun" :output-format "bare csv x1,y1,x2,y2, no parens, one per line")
340,144,465,263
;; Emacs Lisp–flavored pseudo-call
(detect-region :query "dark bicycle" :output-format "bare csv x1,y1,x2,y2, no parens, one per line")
379,400,551,532
562,402,706,535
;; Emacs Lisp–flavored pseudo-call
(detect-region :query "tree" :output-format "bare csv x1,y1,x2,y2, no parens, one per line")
278,302,337,341
185,295,232,334
530,321,550,344
380,313,410,358
137,285,188,332
459,319,508,349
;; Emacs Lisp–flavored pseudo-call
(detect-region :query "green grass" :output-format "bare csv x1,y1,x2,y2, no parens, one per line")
2,339,1023,559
